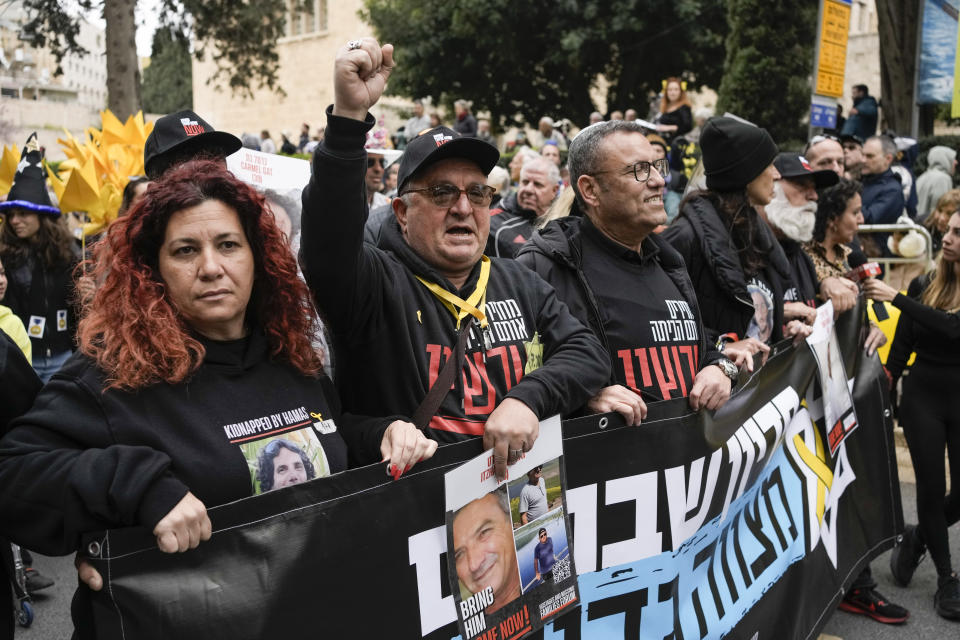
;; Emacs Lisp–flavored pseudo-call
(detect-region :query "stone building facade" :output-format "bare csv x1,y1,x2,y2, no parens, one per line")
192,0,411,143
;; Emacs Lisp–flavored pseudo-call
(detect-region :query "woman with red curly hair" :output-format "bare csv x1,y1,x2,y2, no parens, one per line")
0,161,435,637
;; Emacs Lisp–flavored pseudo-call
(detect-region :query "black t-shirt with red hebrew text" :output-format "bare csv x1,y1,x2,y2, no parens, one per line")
578,217,700,401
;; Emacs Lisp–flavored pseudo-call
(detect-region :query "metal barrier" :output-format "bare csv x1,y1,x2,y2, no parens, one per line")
856,222,934,269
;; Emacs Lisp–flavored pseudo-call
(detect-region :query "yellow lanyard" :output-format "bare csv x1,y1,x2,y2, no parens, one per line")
416,256,491,330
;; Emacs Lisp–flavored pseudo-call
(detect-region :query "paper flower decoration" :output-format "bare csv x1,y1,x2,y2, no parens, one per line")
45,109,153,237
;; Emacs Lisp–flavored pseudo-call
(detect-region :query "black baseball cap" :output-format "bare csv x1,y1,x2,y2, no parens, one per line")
839,133,863,147
397,126,499,193
774,152,839,189
144,110,242,179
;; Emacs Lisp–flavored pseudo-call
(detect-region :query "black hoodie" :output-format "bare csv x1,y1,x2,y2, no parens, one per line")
662,195,794,344
0,331,375,556
517,216,724,400
300,110,609,452
0,330,389,637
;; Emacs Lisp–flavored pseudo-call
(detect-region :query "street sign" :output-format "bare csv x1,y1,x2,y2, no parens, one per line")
815,0,852,97
811,94,838,129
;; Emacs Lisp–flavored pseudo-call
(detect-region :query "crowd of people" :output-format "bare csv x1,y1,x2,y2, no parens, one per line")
0,36,958,637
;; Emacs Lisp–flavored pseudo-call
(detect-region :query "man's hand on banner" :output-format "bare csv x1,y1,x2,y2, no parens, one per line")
333,37,395,121
689,366,732,411
154,492,212,554
587,385,647,427
483,398,539,481
785,319,814,344
820,277,859,313
863,324,887,356
723,337,770,373
784,302,817,325
381,420,439,480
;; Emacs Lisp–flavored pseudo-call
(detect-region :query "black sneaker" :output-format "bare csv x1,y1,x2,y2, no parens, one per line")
838,587,909,624
24,567,54,594
890,524,926,587
935,574,960,621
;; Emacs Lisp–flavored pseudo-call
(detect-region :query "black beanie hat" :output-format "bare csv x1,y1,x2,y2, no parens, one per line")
0,133,59,217
700,117,778,192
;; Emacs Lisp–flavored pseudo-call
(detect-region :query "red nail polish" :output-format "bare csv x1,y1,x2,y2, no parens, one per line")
404,465,412,473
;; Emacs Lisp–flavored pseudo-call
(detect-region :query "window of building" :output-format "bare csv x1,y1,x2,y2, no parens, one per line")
284,0,328,38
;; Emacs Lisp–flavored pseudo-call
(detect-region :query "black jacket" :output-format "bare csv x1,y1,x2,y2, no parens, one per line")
886,274,960,380
516,216,725,384
300,109,609,448
779,236,819,307
0,248,78,358
661,196,794,344
487,192,539,258
454,113,478,137
0,330,41,430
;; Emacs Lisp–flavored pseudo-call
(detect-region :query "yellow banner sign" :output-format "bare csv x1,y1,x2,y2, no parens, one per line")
816,0,852,98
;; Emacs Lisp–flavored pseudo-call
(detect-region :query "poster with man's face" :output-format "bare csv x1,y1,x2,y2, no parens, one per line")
444,416,579,640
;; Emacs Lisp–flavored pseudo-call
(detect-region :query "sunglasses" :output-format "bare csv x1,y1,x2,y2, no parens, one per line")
367,158,385,169
809,134,839,145
403,183,497,208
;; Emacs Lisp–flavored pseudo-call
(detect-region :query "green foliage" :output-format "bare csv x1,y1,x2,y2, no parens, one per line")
716,0,818,144
183,0,288,98
21,0,291,100
362,0,728,128
141,27,193,114
19,0,94,76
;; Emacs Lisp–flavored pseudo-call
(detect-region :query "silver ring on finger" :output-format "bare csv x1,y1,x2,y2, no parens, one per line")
347,39,363,50
508,449,523,463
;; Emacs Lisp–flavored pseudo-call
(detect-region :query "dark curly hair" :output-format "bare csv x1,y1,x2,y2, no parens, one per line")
0,211,76,270
78,159,323,390
813,179,862,243
256,439,316,492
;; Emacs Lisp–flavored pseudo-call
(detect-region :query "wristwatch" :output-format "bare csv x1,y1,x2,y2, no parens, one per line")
713,357,739,382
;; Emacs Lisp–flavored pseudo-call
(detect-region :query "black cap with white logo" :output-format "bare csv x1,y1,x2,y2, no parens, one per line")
397,126,499,193
144,110,243,179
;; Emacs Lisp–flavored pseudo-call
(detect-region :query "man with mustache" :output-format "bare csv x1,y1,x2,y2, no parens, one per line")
764,153,838,314
453,490,521,614
518,120,738,426
300,38,608,480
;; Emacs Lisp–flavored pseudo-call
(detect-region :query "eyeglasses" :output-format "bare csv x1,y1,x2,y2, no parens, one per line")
592,158,669,183
367,158,385,169
403,183,497,208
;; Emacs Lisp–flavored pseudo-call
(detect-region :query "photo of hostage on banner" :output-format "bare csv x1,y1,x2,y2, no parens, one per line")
806,300,858,455
445,415,578,640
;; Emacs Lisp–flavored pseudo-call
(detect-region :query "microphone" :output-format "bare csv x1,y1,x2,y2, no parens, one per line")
845,253,889,321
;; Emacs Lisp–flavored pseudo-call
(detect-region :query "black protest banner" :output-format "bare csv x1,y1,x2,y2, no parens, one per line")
85,302,902,639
